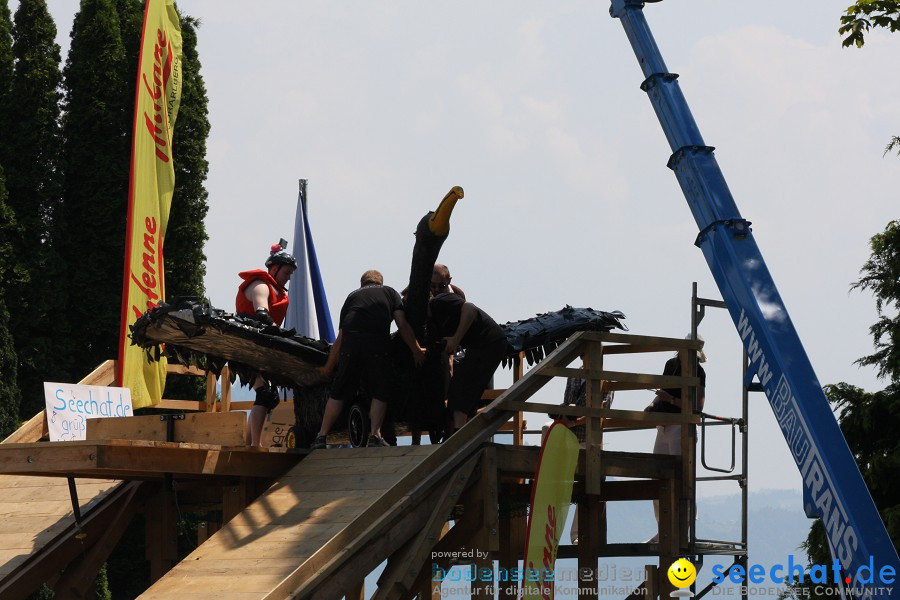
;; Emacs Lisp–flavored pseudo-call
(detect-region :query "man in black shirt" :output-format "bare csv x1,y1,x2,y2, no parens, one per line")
312,270,425,448
429,291,508,433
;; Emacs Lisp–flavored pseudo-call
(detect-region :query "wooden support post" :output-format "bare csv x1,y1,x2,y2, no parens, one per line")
577,491,600,600
145,484,178,583
584,341,604,496
472,557,494,599
513,354,524,446
222,478,250,524
657,480,678,599
346,581,365,600
645,565,658,600
220,365,232,413
481,447,499,554
415,522,450,600
206,370,217,412
498,511,526,600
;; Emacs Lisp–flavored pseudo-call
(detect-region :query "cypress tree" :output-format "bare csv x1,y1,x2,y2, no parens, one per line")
4,0,63,417
57,0,129,379
0,1,12,119
0,165,21,438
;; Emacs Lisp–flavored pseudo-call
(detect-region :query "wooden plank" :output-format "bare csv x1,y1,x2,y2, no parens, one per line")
0,441,302,480
86,412,246,446
1,411,46,445
0,444,99,473
372,456,479,600
206,371,218,412
166,363,206,377
581,331,703,351
493,401,700,426
585,341,604,496
221,366,233,413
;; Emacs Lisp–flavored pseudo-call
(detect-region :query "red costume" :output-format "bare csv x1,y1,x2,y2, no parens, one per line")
236,269,289,326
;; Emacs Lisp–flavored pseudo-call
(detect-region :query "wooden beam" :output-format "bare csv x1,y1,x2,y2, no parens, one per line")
1,411,46,445
221,365,232,413
146,485,178,582
581,331,704,351
492,401,700,426
52,481,149,598
78,360,117,386
86,412,246,446
0,440,302,479
206,371,218,412
165,363,206,377
577,493,600,600
481,446,500,553
373,455,480,600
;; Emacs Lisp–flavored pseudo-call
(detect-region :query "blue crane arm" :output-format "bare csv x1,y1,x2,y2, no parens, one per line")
610,1,900,596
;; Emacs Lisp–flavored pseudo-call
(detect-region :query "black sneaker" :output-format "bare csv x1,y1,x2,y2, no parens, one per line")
311,435,327,450
367,434,389,447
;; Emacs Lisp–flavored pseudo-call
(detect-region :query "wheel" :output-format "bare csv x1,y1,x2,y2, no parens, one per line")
285,426,297,449
348,403,370,448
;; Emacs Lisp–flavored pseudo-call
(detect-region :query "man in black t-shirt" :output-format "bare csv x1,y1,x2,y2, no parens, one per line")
429,291,508,434
312,270,425,448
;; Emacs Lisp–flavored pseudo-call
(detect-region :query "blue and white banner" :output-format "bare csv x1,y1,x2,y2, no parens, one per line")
284,179,335,342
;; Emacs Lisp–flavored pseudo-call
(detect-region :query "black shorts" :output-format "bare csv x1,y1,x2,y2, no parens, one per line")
447,336,508,417
330,335,393,402
253,386,280,410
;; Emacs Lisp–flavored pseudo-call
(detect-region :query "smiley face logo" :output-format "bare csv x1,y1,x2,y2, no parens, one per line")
667,558,697,588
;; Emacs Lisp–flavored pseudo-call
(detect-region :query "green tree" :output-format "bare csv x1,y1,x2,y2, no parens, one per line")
0,165,21,438
4,0,64,417
57,0,129,379
781,223,900,599
839,1,900,155
0,0,12,119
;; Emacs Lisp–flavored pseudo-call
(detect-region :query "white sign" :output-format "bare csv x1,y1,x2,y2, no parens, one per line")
43,382,134,441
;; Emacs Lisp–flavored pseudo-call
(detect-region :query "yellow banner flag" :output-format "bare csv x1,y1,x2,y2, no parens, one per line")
117,0,182,409
521,422,579,600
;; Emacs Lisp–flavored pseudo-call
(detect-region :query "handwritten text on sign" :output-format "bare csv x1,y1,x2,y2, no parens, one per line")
43,382,134,441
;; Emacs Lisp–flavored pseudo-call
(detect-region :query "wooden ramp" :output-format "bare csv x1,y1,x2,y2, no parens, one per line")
139,445,438,599
0,475,120,583
0,360,125,597
139,332,590,600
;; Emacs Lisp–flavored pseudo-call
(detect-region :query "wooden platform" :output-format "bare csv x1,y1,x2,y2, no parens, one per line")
139,445,437,599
